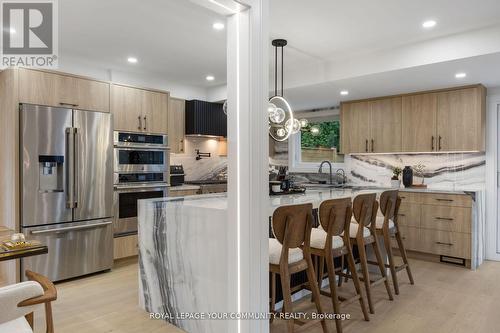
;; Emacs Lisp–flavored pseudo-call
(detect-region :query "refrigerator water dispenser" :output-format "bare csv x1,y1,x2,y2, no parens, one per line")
38,155,64,192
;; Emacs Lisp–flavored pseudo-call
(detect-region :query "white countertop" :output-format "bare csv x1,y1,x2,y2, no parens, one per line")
141,185,483,214
169,184,201,191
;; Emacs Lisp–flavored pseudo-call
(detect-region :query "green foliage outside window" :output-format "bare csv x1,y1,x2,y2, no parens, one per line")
301,121,340,149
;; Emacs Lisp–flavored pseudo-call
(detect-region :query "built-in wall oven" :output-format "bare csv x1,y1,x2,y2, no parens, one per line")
113,131,169,237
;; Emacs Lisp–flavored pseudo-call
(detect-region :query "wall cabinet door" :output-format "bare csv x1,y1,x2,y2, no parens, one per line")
19,68,110,112
340,101,371,153
110,84,143,132
402,93,437,152
142,90,168,134
370,97,402,153
436,87,485,151
168,98,186,153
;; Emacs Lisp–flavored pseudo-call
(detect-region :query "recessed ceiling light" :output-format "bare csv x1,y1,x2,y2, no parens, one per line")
455,72,467,79
206,75,215,81
9,28,15,34
212,22,225,30
340,90,349,96
127,57,138,64
422,20,437,28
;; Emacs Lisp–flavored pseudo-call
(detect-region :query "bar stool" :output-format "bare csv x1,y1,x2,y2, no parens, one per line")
269,203,329,333
340,193,393,314
309,198,369,333
374,190,415,295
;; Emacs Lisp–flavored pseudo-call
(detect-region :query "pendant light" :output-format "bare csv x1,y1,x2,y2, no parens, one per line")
268,39,308,141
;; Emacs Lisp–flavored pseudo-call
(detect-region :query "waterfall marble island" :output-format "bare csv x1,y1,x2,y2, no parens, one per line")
137,186,484,333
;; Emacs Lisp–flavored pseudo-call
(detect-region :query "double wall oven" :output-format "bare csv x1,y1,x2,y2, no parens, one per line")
113,132,169,237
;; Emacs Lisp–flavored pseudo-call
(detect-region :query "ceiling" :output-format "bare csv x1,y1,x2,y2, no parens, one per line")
59,0,227,87
58,0,500,106
270,0,500,66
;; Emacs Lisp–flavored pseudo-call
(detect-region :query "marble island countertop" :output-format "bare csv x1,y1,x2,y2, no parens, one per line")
137,184,485,333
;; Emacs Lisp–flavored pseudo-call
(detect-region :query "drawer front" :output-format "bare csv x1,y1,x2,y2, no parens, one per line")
390,226,420,252
169,189,199,197
113,234,138,259
421,205,471,233
421,193,472,208
419,228,471,259
398,192,421,204
396,202,421,227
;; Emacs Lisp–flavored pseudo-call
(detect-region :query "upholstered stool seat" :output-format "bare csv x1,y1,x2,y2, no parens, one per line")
269,238,303,265
310,228,344,249
375,216,395,229
344,221,371,238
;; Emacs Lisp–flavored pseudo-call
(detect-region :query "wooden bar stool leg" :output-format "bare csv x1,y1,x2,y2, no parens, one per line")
371,238,394,301
304,255,329,333
382,229,399,295
346,247,369,321
357,240,374,314
325,255,342,333
311,255,324,303
279,266,295,333
395,229,415,285
270,272,276,323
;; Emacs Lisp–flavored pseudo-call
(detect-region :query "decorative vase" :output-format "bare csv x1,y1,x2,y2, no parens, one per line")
390,179,401,188
402,166,413,188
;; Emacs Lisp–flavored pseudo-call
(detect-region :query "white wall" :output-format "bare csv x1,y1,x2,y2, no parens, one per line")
486,86,500,260
58,53,208,100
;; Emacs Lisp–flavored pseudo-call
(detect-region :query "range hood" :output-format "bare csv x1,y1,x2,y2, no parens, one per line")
185,100,227,137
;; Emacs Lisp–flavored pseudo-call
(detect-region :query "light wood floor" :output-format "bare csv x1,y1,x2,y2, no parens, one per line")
33,257,500,333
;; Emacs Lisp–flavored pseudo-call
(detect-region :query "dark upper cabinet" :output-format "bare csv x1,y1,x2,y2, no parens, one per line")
185,100,227,137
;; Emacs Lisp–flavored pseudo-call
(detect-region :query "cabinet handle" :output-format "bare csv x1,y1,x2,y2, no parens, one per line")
436,217,454,221
435,241,453,246
438,136,442,150
371,139,374,152
435,198,453,202
398,213,406,217
144,116,147,131
431,136,435,151
60,102,78,107
365,139,368,152
138,116,142,130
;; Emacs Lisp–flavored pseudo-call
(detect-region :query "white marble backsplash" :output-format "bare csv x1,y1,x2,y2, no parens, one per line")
171,137,227,181
346,153,485,190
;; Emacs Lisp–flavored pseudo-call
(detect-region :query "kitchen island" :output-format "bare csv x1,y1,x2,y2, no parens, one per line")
137,187,484,332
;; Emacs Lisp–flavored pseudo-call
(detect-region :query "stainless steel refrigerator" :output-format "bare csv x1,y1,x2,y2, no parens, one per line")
20,104,114,282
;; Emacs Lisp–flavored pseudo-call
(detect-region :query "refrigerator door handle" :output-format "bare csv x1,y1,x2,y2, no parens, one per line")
74,127,79,208
30,221,112,235
65,127,76,209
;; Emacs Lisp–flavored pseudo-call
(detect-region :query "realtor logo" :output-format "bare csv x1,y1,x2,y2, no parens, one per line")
1,0,58,67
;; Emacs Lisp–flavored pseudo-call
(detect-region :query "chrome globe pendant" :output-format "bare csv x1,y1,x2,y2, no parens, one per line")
269,39,303,142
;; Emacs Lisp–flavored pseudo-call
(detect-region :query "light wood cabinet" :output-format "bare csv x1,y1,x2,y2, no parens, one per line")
111,84,168,134
341,85,485,154
168,98,186,153
18,68,110,112
169,188,199,197
143,90,168,134
437,87,485,151
113,235,138,259
370,97,402,153
402,93,437,152
340,101,370,153
395,191,472,265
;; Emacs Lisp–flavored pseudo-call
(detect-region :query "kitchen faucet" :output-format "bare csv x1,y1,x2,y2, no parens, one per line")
318,160,333,184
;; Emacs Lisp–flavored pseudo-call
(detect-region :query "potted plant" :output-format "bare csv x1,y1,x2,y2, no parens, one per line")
391,167,402,188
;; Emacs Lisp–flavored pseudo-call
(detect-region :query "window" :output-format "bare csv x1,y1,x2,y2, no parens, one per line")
289,110,344,172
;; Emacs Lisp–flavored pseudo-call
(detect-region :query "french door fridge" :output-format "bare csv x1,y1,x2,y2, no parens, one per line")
20,104,114,281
